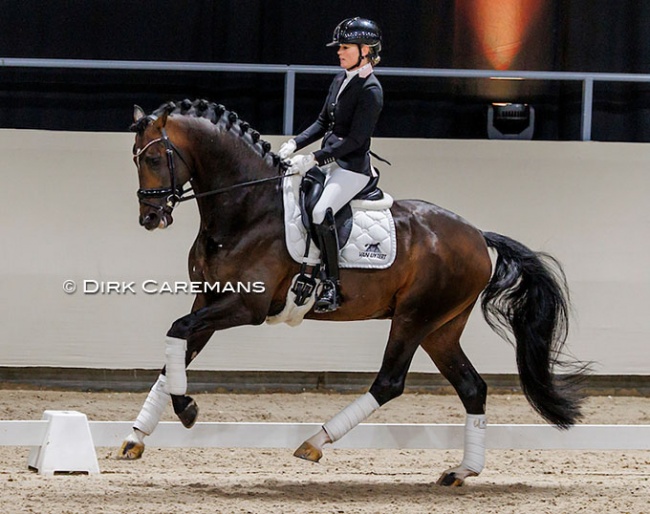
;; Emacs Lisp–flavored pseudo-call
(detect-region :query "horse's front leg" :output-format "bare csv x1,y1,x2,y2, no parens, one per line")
118,293,218,460
117,329,214,460
164,293,261,427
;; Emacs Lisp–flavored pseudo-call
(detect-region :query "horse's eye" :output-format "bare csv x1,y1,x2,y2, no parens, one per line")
145,155,163,168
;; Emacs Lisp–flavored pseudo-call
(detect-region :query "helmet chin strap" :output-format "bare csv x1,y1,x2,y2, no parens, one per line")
346,44,367,71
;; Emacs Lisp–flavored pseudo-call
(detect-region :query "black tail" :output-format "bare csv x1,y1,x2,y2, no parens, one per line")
481,231,587,428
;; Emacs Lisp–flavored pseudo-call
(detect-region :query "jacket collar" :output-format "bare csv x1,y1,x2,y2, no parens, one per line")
343,63,373,82
336,63,373,99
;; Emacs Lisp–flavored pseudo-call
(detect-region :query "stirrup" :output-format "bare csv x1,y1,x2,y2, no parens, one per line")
314,280,340,313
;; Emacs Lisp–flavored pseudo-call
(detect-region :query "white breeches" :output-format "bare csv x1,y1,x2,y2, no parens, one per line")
311,165,370,225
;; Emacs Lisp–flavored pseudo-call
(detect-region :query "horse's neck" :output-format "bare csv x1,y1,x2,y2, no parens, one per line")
192,138,284,237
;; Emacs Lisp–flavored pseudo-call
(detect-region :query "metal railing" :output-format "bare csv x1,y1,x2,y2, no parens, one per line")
3,57,650,140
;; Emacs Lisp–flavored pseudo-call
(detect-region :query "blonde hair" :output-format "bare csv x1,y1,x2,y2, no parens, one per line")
368,46,381,67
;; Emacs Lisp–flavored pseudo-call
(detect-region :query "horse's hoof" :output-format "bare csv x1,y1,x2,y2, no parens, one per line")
436,471,465,487
178,399,199,428
436,468,477,487
117,440,145,460
293,441,323,462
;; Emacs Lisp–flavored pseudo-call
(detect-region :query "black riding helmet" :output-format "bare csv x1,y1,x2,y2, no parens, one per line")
327,17,382,69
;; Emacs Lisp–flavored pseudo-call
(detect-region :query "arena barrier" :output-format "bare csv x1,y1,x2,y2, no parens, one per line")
1,411,649,475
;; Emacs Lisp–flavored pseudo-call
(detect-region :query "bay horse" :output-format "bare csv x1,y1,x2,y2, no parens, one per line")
120,99,586,486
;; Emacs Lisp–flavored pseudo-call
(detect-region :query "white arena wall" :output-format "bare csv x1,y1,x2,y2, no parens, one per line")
0,129,648,376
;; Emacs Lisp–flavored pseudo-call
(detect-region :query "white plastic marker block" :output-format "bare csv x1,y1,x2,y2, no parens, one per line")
27,410,100,476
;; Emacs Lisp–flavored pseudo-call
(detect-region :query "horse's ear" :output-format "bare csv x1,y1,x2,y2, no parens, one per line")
150,109,169,130
133,105,146,122
159,109,169,127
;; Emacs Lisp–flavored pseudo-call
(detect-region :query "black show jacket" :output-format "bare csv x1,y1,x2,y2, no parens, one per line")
294,70,383,175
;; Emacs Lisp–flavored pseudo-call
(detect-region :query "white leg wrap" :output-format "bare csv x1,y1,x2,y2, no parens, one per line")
323,392,380,442
164,337,187,395
133,374,170,436
460,414,487,474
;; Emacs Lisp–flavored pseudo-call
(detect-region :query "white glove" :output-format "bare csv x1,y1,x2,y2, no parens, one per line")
278,139,297,159
289,153,317,176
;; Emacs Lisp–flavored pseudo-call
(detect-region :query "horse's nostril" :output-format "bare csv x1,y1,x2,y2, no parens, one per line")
140,212,160,229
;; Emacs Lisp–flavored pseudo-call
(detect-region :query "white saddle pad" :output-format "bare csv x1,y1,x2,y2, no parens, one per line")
282,173,397,269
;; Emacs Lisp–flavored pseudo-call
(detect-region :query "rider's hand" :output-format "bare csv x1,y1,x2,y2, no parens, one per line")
289,153,316,176
278,139,297,159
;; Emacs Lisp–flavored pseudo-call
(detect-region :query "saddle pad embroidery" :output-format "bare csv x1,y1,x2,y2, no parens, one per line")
282,173,397,269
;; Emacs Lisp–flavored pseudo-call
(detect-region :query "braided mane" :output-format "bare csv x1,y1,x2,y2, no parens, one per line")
131,99,286,171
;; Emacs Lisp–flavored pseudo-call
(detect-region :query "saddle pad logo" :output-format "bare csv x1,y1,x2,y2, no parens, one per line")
360,242,387,260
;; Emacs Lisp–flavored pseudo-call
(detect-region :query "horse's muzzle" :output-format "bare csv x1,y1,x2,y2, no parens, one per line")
139,210,173,230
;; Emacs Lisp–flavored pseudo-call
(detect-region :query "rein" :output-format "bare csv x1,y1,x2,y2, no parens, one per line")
135,127,297,211
176,172,297,203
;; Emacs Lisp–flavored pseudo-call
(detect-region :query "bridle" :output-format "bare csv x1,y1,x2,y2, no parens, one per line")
134,127,296,215
134,127,188,214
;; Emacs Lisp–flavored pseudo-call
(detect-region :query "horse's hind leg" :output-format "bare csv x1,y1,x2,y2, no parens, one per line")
294,313,428,462
420,304,488,486
117,329,214,459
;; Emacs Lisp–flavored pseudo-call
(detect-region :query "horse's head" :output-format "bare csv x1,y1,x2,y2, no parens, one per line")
131,104,192,230
132,99,288,231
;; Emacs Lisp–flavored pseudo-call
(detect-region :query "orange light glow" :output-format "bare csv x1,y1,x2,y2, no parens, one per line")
459,0,543,70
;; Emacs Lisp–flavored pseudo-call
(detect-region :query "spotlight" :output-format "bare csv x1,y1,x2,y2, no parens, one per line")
487,103,534,140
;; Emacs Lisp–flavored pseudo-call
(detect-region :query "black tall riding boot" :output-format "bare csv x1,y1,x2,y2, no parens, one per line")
314,208,341,313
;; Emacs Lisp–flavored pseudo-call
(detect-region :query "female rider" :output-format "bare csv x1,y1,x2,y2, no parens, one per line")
279,17,384,313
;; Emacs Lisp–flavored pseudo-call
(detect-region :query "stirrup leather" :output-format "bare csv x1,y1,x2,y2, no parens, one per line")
291,236,320,307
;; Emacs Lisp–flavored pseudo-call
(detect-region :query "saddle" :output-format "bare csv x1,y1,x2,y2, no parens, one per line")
280,165,396,309
299,166,384,248
281,168,396,270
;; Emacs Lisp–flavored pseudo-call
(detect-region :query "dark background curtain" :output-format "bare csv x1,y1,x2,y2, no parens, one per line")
1,0,649,141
